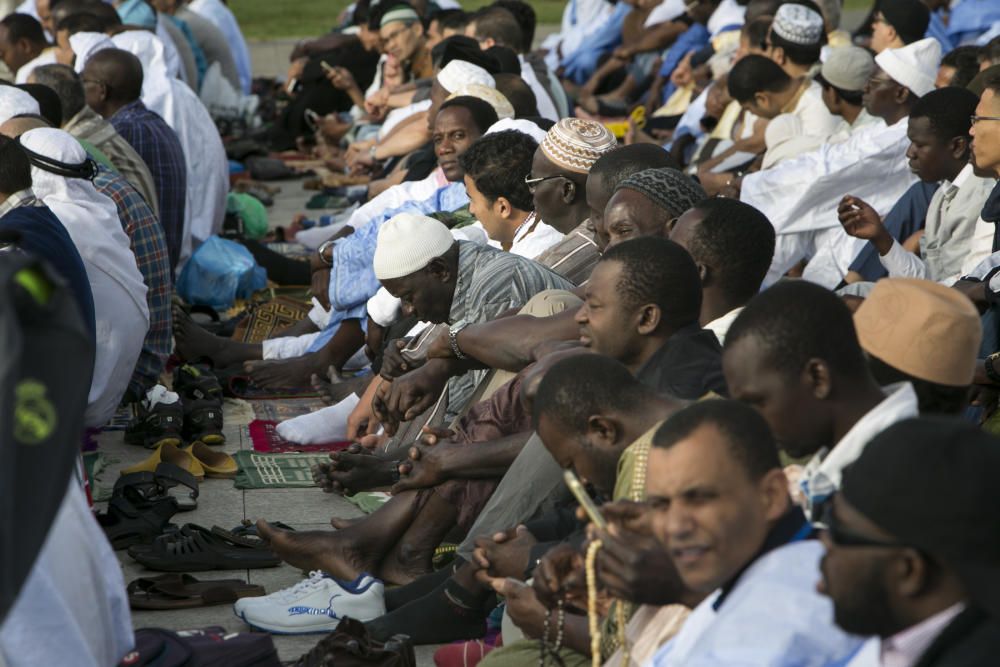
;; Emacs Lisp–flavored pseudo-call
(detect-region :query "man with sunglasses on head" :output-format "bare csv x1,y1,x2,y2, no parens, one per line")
819,417,1000,666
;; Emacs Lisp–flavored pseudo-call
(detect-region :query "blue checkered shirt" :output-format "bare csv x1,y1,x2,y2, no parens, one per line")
110,100,187,271
94,165,173,397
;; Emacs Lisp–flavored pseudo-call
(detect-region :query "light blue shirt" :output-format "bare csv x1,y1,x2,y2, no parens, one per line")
306,182,469,353
650,541,864,667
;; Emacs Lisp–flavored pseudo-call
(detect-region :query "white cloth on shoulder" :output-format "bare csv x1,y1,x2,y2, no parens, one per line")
69,32,115,73
21,127,149,427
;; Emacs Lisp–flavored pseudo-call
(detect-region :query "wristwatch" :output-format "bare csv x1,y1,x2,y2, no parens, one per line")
986,352,1000,384
317,239,335,266
368,145,378,162
448,323,468,360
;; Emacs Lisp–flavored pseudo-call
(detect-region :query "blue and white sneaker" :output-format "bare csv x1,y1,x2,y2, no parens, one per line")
234,571,385,634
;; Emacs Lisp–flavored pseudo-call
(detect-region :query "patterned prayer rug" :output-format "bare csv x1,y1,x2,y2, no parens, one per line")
233,451,328,489
248,420,351,453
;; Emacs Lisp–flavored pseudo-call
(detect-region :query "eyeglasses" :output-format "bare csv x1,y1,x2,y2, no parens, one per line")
381,24,412,45
524,173,570,193
816,499,904,549
971,115,1000,125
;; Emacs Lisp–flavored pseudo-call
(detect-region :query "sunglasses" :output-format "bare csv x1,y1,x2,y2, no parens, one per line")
816,499,905,549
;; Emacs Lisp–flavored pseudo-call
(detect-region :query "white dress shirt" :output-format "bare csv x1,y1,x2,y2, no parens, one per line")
879,164,995,283
704,306,743,345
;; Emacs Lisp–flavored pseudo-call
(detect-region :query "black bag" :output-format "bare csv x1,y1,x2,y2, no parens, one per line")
0,251,94,623
120,627,280,667
287,618,416,667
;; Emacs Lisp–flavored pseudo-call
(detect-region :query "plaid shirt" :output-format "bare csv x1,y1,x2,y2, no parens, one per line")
110,100,187,271
0,188,42,217
94,165,172,396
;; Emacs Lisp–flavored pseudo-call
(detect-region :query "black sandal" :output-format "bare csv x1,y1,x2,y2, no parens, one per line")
97,493,179,550
127,523,282,571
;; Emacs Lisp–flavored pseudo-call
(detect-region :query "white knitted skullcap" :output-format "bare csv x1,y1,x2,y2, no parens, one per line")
447,83,514,119
874,37,941,97
373,213,456,281
772,3,824,46
437,60,495,94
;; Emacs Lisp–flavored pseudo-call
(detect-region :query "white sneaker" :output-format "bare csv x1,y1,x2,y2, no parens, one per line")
234,571,386,634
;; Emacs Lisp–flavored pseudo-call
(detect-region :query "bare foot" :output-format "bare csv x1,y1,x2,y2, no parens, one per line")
330,515,361,529
256,519,377,581
243,356,319,389
311,368,370,406
174,305,254,368
312,448,397,494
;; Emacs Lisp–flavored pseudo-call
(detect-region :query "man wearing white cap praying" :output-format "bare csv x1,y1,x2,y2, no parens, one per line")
766,2,825,78
738,37,942,289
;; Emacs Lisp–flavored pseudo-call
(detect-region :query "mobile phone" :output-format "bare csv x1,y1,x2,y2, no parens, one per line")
564,470,607,529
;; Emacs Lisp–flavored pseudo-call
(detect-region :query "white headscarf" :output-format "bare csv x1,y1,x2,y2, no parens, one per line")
69,32,116,74
20,127,149,426
0,86,40,125
111,30,174,123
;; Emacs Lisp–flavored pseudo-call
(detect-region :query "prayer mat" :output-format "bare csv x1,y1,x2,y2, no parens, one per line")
344,491,391,514
249,398,327,422
223,374,321,400
83,451,117,502
248,420,351,454
231,295,311,343
233,451,328,489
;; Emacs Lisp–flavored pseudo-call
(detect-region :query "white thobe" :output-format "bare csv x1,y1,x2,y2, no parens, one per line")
188,0,252,93
519,55,559,122
742,117,917,288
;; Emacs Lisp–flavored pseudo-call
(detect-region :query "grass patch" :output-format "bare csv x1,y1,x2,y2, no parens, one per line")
231,0,871,40
231,0,564,40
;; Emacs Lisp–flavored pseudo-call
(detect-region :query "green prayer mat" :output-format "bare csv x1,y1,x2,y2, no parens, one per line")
233,451,328,489
83,451,117,502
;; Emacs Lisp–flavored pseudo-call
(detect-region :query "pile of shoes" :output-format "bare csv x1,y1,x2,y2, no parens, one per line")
127,523,283,572
97,465,198,549
125,365,225,450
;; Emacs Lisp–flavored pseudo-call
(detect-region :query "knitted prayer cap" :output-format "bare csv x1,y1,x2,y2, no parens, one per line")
539,118,617,174
437,60,495,94
373,213,455,281
447,84,514,119
614,167,707,218
772,3,824,46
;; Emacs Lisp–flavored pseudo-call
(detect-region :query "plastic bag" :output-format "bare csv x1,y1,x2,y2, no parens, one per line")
227,192,268,240
176,236,267,311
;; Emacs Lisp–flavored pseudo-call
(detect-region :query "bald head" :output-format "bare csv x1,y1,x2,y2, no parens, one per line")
0,114,50,138
82,48,144,118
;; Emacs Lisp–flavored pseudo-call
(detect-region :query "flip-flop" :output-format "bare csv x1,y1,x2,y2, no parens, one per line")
128,573,265,610
127,523,282,571
120,442,206,480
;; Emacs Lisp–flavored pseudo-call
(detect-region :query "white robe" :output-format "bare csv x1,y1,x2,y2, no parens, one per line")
187,0,252,94
741,117,917,288
0,480,133,667
111,31,228,267
21,128,149,428
542,0,616,70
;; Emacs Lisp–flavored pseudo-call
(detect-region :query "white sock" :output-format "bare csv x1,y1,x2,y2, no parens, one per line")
145,384,179,408
276,393,361,444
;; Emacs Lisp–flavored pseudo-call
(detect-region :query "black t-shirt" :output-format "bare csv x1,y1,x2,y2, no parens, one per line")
636,324,728,399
